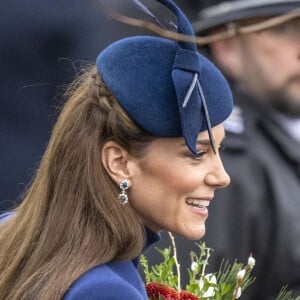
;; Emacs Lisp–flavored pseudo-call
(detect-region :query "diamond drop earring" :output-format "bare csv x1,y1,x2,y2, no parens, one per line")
118,179,131,205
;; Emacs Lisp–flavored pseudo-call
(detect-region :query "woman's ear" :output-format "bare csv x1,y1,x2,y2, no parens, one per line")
101,141,132,184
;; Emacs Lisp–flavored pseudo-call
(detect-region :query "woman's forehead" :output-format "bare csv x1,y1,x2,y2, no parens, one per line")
146,124,225,152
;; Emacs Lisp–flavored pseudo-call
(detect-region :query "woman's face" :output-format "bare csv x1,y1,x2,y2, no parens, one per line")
128,124,230,240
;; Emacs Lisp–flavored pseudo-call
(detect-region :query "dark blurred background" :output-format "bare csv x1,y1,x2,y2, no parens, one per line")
0,0,202,212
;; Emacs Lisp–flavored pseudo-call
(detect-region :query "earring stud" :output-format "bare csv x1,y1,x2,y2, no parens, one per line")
118,179,131,205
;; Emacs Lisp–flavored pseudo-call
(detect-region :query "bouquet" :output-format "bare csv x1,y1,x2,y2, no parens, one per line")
140,232,299,300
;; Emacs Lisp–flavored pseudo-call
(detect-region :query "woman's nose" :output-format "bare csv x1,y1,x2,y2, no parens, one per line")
205,157,231,189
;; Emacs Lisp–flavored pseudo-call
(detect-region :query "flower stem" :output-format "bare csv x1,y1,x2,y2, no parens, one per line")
201,247,211,277
168,231,181,291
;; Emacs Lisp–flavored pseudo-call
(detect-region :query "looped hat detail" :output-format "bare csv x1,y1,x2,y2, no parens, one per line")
96,0,233,154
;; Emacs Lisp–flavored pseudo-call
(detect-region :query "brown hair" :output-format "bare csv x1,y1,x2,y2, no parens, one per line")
0,66,155,300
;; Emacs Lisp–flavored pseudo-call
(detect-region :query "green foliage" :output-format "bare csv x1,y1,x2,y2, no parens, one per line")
212,260,254,300
140,233,299,299
185,245,255,299
140,246,178,289
276,286,300,300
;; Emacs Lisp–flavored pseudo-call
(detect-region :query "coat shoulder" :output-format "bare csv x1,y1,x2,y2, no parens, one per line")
63,261,146,300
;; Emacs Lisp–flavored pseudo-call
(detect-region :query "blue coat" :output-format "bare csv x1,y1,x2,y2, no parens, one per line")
64,229,159,299
63,261,147,300
0,213,159,299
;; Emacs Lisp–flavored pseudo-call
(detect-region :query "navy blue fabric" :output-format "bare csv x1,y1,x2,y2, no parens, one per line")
96,0,233,154
97,36,180,137
156,0,196,51
172,49,203,151
63,229,160,300
63,262,147,300
97,35,233,153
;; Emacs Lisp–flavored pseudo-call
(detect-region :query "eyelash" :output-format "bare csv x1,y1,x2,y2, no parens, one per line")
196,150,206,157
186,144,225,161
188,150,207,161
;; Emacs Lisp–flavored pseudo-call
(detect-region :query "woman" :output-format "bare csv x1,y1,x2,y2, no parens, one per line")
0,0,233,299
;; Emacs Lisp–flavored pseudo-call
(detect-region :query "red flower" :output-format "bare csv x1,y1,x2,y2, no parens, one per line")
146,282,180,300
180,290,201,300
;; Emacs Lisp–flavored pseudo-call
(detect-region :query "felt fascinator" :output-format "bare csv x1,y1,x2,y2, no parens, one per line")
96,0,233,154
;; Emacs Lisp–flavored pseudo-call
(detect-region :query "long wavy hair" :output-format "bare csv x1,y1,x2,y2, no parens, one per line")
0,66,155,300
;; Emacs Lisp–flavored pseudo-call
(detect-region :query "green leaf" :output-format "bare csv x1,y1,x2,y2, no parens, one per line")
140,234,299,300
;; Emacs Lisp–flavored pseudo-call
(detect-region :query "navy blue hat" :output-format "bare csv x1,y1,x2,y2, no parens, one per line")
194,0,300,34
96,0,233,154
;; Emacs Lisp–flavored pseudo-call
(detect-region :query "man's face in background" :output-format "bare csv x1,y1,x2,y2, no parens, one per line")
236,18,300,117
209,17,300,117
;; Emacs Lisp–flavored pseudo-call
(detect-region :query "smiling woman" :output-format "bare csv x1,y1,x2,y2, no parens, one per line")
0,0,233,299
124,124,229,241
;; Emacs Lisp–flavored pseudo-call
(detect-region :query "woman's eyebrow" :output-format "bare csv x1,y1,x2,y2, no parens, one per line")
197,137,226,147
180,134,226,148
196,140,210,146
180,139,210,147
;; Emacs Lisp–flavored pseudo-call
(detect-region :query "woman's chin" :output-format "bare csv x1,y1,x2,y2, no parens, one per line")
180,224,206,241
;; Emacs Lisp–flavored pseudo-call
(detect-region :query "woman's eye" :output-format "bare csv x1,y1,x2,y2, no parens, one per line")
184,148,208,161
197,150,206,156
192,150,206,161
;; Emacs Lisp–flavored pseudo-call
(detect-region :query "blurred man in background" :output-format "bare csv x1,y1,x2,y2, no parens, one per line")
143,0,300,299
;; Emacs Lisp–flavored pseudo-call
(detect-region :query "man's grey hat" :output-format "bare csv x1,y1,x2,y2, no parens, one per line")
194,0,300,33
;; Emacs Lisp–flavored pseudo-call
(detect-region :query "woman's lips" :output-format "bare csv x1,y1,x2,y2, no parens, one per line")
186,198,211,217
